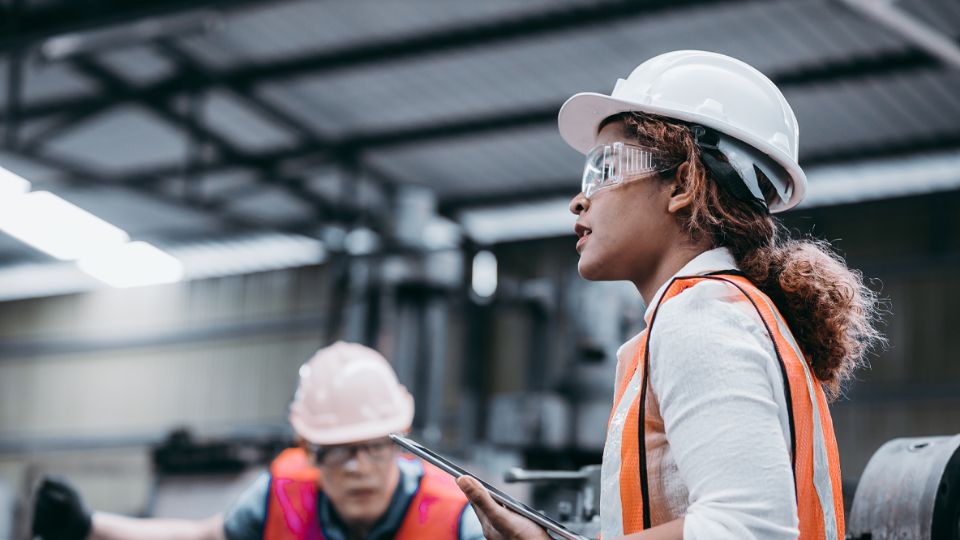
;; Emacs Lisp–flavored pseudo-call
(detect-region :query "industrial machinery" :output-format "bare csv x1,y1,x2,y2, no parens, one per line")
504,465,602,540
848,435,960,540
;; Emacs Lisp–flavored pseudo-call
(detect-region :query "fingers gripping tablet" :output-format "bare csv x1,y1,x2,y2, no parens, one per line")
389,434,589,540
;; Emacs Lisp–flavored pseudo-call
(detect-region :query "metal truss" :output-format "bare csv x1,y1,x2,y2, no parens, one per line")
2,0,959,237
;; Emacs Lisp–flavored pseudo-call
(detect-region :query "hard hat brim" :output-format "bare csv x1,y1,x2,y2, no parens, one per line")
291,399,414,446
289,393,414,446
557,92,807,213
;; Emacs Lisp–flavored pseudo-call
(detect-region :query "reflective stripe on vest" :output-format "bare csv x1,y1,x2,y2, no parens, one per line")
264,448,468,540
599,275,844,540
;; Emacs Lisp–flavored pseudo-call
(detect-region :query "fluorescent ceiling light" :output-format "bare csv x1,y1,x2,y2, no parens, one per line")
0,233,327,302
0,166,31,196
459,197,577,245
173,233,327,280
77,241,183,288
0,191,129,260
344,227,381,255
40,10,221,61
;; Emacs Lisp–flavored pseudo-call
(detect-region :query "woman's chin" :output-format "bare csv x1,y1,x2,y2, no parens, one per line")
577,257,608,281
579,252,633,282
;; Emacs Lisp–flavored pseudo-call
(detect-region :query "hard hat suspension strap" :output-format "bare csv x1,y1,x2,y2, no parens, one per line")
690,125,770,215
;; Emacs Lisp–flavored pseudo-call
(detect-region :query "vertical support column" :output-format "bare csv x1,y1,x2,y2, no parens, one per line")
181,89,208,203
4,0,25,150
422,294,449,444
461,243,493,446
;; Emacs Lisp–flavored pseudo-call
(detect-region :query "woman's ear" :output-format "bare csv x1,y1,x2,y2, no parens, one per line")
667,162,695,214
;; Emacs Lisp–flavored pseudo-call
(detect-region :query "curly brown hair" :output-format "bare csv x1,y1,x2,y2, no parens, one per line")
608,112,885,399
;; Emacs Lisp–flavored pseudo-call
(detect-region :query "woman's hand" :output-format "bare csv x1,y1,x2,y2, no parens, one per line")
457,476,551,540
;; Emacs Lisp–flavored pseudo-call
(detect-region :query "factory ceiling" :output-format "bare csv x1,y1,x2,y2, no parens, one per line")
0,0,958,268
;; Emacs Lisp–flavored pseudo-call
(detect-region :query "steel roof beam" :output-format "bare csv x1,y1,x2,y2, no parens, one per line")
0,0,263,54
2,0,750,123
61,48,380,226
48,29,952,187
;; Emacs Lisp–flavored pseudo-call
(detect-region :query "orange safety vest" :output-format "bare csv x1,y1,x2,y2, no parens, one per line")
601,274,844,540
264,447,468,540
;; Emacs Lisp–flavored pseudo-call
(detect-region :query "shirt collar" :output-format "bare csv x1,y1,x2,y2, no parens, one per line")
642,247,738,322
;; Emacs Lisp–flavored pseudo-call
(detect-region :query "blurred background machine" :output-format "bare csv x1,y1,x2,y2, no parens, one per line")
848,435,960,540
1,0,959,538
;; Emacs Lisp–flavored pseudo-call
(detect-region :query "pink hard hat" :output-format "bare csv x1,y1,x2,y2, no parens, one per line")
289,341,414,446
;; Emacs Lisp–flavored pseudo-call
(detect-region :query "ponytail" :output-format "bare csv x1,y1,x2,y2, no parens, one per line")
734,233,885,398
617,112,886,398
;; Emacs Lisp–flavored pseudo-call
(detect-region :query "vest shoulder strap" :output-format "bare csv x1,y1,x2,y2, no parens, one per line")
395,458,468,540
264,447,325,540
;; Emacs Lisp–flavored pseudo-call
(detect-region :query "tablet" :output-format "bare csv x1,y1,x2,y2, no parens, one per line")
390,433,590,540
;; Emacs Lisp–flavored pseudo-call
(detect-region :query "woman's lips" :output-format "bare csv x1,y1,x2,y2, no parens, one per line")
576,229,591,252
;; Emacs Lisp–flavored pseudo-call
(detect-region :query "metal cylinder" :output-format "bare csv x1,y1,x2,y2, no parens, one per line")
847,434,960,540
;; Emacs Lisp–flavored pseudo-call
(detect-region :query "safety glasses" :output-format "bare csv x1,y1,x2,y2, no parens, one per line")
308,438,395,469
581,142,677,198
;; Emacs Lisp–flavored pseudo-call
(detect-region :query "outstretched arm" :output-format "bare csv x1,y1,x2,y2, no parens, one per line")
89,513,225,540
32,476,226,540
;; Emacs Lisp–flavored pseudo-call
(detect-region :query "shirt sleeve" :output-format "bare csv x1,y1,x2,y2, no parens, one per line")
458,503,485,540
222,472,271,540
648,281,800,540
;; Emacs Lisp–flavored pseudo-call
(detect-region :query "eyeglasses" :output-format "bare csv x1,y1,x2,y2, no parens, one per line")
308,438,395,468
581,142,677,198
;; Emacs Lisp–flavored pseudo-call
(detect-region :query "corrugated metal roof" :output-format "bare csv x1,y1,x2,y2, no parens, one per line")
789,68,960,160
899,0,960,35
43,105,189,173
367,125,578,198
1,0,958,274
222,184,316,225
251,0,956,145
203,89,298,152
96,45,176,86
177,0,606,69
0,59,98,103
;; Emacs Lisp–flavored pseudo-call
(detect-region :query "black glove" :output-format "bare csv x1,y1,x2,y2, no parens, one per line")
32,476,93,540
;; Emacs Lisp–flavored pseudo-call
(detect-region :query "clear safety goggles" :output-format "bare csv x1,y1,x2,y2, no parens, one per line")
581,142,676,198
308,437,394,468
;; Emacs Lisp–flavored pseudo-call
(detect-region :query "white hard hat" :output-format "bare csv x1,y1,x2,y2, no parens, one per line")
558,50,806,212
289,341,414,446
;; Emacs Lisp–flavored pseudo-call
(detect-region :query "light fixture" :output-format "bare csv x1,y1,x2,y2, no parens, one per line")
77,241,184,288
471,250,498,299
0,166,31,197
0,191,129,260
40,10,222,62
344,227,381,256
459,198,577,245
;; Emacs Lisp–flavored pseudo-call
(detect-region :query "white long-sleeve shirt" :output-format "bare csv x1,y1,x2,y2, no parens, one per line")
607,247,800,539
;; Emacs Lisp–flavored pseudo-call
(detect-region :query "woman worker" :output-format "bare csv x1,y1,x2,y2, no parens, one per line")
457,50,884,540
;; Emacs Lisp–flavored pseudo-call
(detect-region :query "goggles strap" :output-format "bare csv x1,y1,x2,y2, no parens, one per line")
691,125,770,215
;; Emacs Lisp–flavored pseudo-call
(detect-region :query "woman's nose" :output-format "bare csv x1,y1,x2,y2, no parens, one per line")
569,192,588,215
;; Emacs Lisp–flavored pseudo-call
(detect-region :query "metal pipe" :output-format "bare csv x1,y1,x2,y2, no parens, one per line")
838,0,960,70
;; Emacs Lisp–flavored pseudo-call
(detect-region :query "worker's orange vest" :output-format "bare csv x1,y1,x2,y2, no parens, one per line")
264,447,468,540
601,274,844,540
